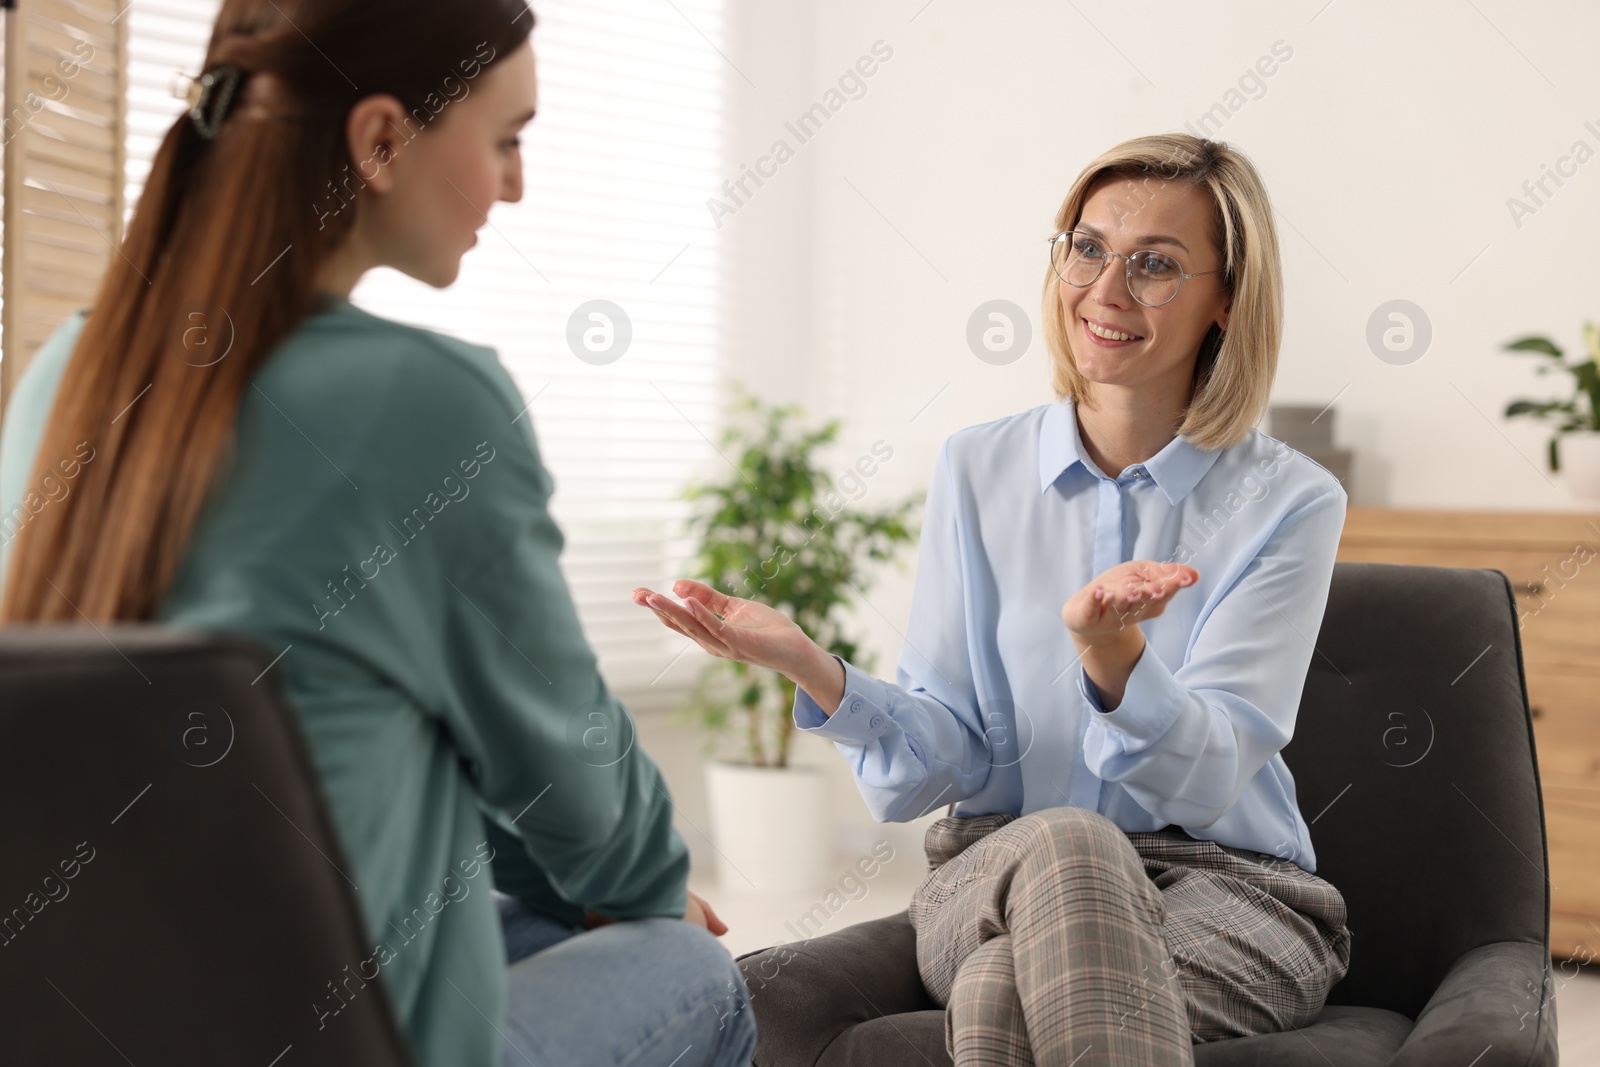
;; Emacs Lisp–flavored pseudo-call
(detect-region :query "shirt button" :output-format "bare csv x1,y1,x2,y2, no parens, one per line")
869,715,884,729
851,700,863,713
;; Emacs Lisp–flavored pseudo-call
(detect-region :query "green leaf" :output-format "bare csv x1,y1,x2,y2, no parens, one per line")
1571,361,1600,428
1506,398,1572,419
1504,336,1564,358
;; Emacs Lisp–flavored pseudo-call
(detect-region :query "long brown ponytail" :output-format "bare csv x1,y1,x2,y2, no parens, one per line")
1,0,532,622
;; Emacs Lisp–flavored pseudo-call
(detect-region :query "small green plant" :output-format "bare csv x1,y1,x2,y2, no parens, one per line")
1503,323,1600,472
680,387,918,767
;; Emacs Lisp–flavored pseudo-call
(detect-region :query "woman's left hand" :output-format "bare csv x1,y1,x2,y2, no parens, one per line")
1062,560,1199,645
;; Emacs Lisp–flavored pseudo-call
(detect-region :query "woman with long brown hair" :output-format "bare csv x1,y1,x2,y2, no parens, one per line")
0,3,755,1065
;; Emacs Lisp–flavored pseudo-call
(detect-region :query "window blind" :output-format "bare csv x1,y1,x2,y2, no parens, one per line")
122,0,727,701
123,0,218,223
1,0,127,405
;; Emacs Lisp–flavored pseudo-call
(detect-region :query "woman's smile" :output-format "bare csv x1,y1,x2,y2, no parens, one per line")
1082,315,1145,348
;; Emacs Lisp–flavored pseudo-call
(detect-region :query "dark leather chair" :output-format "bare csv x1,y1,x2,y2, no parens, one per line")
0,627,415,1066
736,563,1562,1065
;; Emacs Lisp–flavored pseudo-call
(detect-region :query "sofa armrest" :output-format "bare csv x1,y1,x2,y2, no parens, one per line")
1390,941,1558,1066
737,909,937,1067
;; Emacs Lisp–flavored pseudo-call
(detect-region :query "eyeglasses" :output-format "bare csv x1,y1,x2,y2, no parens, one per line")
1048,230,1227,308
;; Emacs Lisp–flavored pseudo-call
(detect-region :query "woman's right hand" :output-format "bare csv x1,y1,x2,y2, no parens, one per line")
683,889,729,936
630,579,846,712
587,890,728,936
631,579,809,674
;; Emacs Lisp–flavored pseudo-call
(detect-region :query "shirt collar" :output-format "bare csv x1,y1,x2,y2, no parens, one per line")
1037,398,1222,505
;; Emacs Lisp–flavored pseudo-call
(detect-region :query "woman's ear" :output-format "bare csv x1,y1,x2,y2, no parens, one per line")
343,94,408,195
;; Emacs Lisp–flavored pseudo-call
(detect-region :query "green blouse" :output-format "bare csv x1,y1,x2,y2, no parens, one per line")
0,295,690,1067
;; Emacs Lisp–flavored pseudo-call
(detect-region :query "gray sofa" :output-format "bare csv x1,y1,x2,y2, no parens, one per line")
736,563,1562,1066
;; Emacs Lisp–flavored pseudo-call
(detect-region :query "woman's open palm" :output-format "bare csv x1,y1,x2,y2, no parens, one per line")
1061,560,1199,641
631,580,810,675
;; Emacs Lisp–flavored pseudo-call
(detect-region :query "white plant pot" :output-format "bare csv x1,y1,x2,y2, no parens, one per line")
704,761,831,894
1560,431,1600,501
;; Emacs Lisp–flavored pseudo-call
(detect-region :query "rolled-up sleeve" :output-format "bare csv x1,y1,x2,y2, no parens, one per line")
791,440,994,822
1080,483,1347,827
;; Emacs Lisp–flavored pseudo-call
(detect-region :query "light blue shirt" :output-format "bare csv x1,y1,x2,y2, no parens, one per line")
794,398,1347,872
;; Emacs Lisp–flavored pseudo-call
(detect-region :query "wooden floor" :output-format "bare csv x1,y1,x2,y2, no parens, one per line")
691,856,1600,1061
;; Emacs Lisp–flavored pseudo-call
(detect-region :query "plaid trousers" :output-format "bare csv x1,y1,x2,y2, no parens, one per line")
907,807,1353,1066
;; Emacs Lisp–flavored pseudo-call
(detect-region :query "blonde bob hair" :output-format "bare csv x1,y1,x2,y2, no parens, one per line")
1041,134,1282,452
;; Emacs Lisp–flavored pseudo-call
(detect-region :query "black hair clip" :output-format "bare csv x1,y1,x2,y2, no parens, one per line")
187,64,245,141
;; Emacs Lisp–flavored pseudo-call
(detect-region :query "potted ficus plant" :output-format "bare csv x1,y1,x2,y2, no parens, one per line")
680,387,917,892
1504,323,1600,498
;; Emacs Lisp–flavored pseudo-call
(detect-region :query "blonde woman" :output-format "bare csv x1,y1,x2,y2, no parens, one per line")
635,135,1352,1064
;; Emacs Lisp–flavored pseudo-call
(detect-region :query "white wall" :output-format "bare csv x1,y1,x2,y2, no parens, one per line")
656,0,1600,869
792,0,1600,508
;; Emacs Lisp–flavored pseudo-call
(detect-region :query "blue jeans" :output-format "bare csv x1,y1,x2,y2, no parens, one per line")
496,894,756,1067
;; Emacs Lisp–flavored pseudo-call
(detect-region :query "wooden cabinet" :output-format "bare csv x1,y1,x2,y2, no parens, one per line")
1338,507,1600,959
